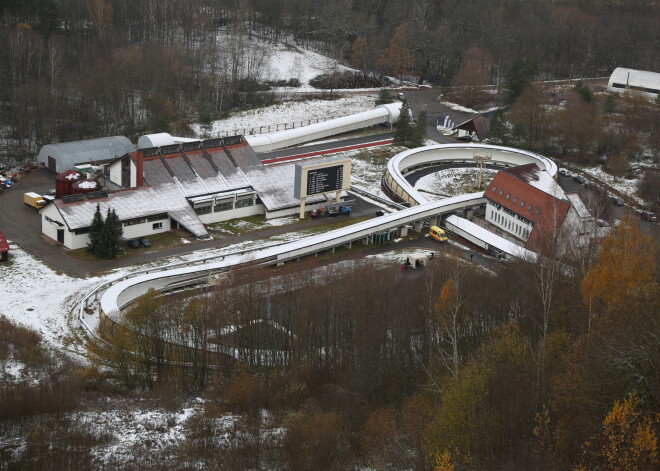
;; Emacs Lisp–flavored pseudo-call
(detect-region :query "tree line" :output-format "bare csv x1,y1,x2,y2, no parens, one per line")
1,0,658,161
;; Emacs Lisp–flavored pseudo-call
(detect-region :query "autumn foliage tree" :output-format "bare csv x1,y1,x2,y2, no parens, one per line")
379,24,416,84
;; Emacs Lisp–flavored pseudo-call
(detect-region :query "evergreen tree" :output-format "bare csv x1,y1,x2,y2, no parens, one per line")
412,110,427,147
375,89,394,105
105,209,123,258
394,99,412,146
87,203,104,256
505,59,538,103
488,109,510,145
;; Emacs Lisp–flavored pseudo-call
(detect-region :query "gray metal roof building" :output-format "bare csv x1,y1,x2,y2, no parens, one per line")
37,136,136,173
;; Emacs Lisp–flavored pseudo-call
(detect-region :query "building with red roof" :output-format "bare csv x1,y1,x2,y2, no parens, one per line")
0,230,9,262
484,164,592,252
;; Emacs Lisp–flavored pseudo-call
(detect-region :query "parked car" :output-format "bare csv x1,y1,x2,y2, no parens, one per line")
139,237,151,247
338,205,352,215
573,175,586,184
126,239,140,248
376,209,386,217
611,196,624,206
558,168,569,176
640,211,657,222
457,135,472,142
310,209,319,217
397,92,405,100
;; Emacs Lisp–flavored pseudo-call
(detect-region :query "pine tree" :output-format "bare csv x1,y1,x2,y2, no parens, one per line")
375,88,393,105
87,203,104,256
413,110,427,147
105,209,123,258
394,99,412,146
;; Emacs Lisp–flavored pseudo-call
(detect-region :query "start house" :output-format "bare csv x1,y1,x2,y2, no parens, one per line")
40,136,345,249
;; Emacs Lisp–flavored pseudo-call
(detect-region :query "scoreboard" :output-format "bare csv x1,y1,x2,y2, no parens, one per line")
294,159,351,199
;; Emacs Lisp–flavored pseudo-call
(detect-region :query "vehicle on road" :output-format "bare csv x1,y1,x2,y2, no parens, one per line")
611,196,624,206
310,209,319,217
457,135,472,142
640,211,656,222
139,237,151,247
23,192,46,210
126,239,140,249
397,92,405,100
338,205,351,215
429,225,448,242
573,175,586,184
376,209,387,217
558,168,569,176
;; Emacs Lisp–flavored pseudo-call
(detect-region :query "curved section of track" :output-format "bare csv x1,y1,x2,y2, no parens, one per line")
95,143,553,325
384,143,557,205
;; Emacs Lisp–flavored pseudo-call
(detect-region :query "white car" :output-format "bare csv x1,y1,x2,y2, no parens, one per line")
397,92,405,100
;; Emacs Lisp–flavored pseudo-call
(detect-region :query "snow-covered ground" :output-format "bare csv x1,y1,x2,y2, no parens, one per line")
191,94,378,137
415,168,496,200
581,166,643,203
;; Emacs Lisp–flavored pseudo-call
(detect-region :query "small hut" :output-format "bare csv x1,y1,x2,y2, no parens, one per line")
0,230,9,262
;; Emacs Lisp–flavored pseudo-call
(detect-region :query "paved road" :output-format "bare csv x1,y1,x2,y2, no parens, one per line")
0,169,385,276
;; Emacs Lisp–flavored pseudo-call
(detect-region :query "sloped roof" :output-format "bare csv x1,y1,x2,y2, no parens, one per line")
608,67,660,91
454,115,491,140
0,230,9,252
485,164,570,250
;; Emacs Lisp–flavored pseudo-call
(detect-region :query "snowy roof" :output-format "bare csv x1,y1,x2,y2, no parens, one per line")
54,184,208,237
37,136,135,171
608,67,660,91
502,164,566,200
137,133,176,149
445,215,535,260
566,193,592,219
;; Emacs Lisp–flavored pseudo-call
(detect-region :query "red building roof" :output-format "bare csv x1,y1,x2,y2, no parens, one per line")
0,230,9,252
485,164,570,251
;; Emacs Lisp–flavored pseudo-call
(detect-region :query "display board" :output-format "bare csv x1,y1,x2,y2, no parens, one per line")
294,159,351,199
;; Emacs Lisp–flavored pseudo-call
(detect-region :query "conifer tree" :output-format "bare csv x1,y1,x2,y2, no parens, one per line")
394,99,412,146
87,203,104,256
105,209,123,258
413,110,427,147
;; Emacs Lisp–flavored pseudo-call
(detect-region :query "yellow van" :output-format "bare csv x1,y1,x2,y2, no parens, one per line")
430,226,448,242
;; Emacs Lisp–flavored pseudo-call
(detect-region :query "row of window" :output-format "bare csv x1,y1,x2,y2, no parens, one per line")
490,209,530,239
491,186,541,216
194,196,255,215
45,215,64,227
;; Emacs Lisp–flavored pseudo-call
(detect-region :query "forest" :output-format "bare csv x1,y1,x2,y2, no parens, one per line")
1,216,658,469
1,0,659,160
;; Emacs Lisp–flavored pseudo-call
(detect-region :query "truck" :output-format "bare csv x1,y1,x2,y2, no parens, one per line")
24,192,46,210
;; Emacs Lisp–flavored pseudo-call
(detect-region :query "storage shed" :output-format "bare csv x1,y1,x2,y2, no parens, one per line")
0,230,9,262
607,68,660,97
38,136,136,173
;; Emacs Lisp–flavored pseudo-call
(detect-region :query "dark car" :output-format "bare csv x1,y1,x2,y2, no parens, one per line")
376,210,386,216
457,135,472,142
126,239,140,249
139,237,151,247
339,205,352,215
573,175,586,184
611,196,624,206
640,211,657,222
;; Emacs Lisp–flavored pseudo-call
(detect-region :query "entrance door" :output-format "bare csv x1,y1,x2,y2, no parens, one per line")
57,229,64,243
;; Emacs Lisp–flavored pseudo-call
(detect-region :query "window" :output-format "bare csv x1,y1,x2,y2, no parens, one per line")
513,197,518,203
74,227,90,235
235,196,254,208
535,209,540,215
194,204,212,215
506,194,510,199
124,217,146,226
153,222,162,230
491,186,496,192
520,201,525,207
147,213,168,222
528,205,533,211
214,199,233,212
499,190,504,195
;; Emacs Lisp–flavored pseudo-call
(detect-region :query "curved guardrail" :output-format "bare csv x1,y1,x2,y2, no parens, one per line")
384,143,558,205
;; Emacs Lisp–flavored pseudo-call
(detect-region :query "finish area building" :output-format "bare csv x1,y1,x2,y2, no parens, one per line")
40,136,344,249
484,164,595,251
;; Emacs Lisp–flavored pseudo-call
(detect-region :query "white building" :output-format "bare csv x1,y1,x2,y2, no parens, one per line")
37,136,136,173
607,67,660,98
